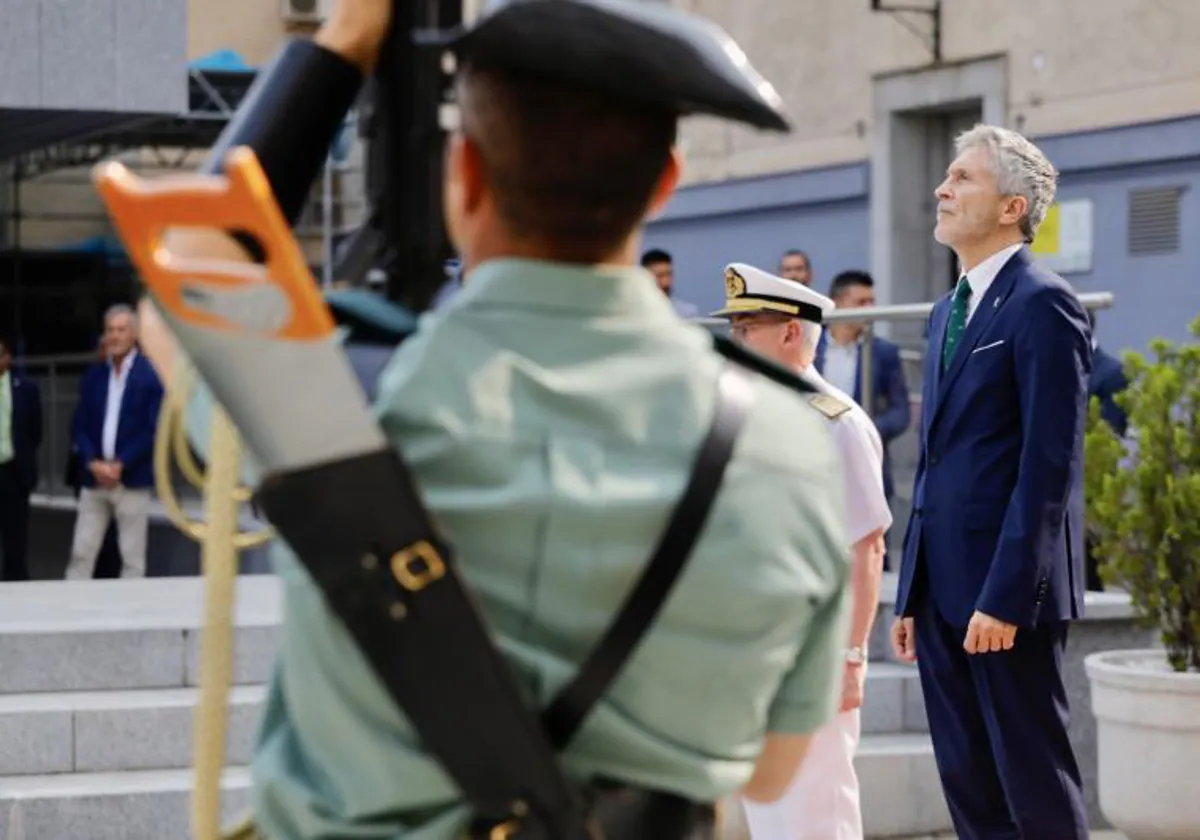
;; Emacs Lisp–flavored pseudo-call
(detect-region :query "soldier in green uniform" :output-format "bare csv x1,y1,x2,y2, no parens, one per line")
133,0,853,836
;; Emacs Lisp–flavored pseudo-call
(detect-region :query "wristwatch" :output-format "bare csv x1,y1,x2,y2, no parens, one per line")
845,645,868,665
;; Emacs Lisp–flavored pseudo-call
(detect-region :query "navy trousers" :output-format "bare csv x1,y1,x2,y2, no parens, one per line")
914,594,1088,839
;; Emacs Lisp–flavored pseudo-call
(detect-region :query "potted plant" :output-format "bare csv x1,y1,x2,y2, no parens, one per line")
1083,314,1200,840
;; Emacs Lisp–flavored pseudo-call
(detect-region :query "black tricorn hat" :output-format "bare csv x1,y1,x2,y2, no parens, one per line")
418,0,790,132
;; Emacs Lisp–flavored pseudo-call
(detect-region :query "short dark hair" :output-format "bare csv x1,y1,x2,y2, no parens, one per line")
640,248,672,267
829,269,874,299
457,64,678,264
781,249,810,264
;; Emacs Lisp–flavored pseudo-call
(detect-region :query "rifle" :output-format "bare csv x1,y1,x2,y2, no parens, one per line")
332,0,460,314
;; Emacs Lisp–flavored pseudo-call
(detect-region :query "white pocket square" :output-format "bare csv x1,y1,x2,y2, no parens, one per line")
972,340,1005,355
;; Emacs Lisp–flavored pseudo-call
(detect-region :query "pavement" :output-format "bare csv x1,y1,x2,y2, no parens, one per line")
905,835,1126,839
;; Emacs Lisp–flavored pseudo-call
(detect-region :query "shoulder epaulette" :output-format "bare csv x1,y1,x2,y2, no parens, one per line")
712,334,817,396
808,392,852,420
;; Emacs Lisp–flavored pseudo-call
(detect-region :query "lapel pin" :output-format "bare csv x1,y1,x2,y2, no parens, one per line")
993,297,1001,309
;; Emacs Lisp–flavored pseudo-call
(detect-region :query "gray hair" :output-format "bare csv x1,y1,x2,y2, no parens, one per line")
103,303,138,331
955,124,1058,243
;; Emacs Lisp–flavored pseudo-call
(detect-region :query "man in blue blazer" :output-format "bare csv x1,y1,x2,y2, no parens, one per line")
66,304,163,579
815,270,912,502
0,337,42,581
891,125,1091,839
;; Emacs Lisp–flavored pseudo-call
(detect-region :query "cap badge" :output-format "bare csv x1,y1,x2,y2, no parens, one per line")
724,267,746,298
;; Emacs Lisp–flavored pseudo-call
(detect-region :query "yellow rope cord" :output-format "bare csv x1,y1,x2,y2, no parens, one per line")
153,356,272,840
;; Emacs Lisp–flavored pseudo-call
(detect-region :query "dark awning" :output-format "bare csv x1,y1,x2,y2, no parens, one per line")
3,51,258,175
0,109,157,162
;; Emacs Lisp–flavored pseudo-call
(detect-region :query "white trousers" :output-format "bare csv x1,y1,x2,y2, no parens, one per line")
65,486,151,579
741,708,863,840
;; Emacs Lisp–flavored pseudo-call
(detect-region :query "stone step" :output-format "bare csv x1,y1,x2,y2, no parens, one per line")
717,732,951,840
0,767,251,840
0,738,949,840
0,686,266,776
0,577,282,694
0,667,924,778
861,662,927,735
856,734,952,838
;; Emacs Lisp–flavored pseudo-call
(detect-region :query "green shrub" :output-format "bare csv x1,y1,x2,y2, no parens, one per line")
1085,315,1200,672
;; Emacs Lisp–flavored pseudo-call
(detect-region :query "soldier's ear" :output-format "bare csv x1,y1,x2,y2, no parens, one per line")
645,146,682,221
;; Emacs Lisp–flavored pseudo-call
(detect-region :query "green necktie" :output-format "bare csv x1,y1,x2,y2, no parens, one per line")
941,276,972,371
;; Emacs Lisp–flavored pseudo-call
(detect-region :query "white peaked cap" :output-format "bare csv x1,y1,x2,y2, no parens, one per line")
711,262,835,323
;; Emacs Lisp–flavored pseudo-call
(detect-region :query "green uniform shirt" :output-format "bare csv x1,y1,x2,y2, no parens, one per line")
189,259,850,839
0,372,12,464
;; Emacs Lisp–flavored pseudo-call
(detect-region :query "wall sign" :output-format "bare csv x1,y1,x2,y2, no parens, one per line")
1031,198,1094,274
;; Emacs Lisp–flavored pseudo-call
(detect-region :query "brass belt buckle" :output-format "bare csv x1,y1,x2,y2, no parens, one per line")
390,540,447,592
489,819,520,839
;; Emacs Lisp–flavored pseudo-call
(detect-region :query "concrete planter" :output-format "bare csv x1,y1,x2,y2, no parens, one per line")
1086,648,1200,840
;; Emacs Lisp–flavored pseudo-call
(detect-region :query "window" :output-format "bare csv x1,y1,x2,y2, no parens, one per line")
1128,187,1183,255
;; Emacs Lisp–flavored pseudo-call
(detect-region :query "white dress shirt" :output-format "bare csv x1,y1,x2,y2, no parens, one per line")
822,338,859,400
961,243,1023,323
800,367,892,545
101,350,137,461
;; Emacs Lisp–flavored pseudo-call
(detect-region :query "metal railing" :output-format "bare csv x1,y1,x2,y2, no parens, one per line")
695,291,1115,419
19,292,1114,498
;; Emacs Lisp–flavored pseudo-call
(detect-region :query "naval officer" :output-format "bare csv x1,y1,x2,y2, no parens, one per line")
717,263,891,840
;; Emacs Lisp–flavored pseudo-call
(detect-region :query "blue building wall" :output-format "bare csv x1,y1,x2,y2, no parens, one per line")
646,115,1200,356
646,163,870,317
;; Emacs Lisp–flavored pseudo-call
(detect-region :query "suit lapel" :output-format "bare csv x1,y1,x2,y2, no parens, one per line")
931,249,1026,420
927,299,950,398
920,300,949,445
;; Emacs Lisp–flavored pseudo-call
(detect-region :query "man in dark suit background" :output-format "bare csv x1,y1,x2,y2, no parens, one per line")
1084,309,1129,591
65,304,163,579
815,270,912,505
0,336,42,581
66,335,128,579
1087,310,1128,438
891,124,1091,839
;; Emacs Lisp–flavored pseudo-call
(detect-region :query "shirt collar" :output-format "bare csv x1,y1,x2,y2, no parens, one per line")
799,365,828,389
449,258,680,320
109,348,137,375
961,243,1023,299
828,333,860,351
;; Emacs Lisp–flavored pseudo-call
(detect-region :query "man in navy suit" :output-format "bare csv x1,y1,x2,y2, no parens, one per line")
0,336,42,581
891,124,1091,839
815,270,912,504
66,304,163,579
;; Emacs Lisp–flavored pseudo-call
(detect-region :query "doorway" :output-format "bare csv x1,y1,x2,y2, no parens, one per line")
925,108,983,294
869,56,1007,341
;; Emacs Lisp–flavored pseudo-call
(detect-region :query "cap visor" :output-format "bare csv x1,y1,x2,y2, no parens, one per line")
709,305,768,318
